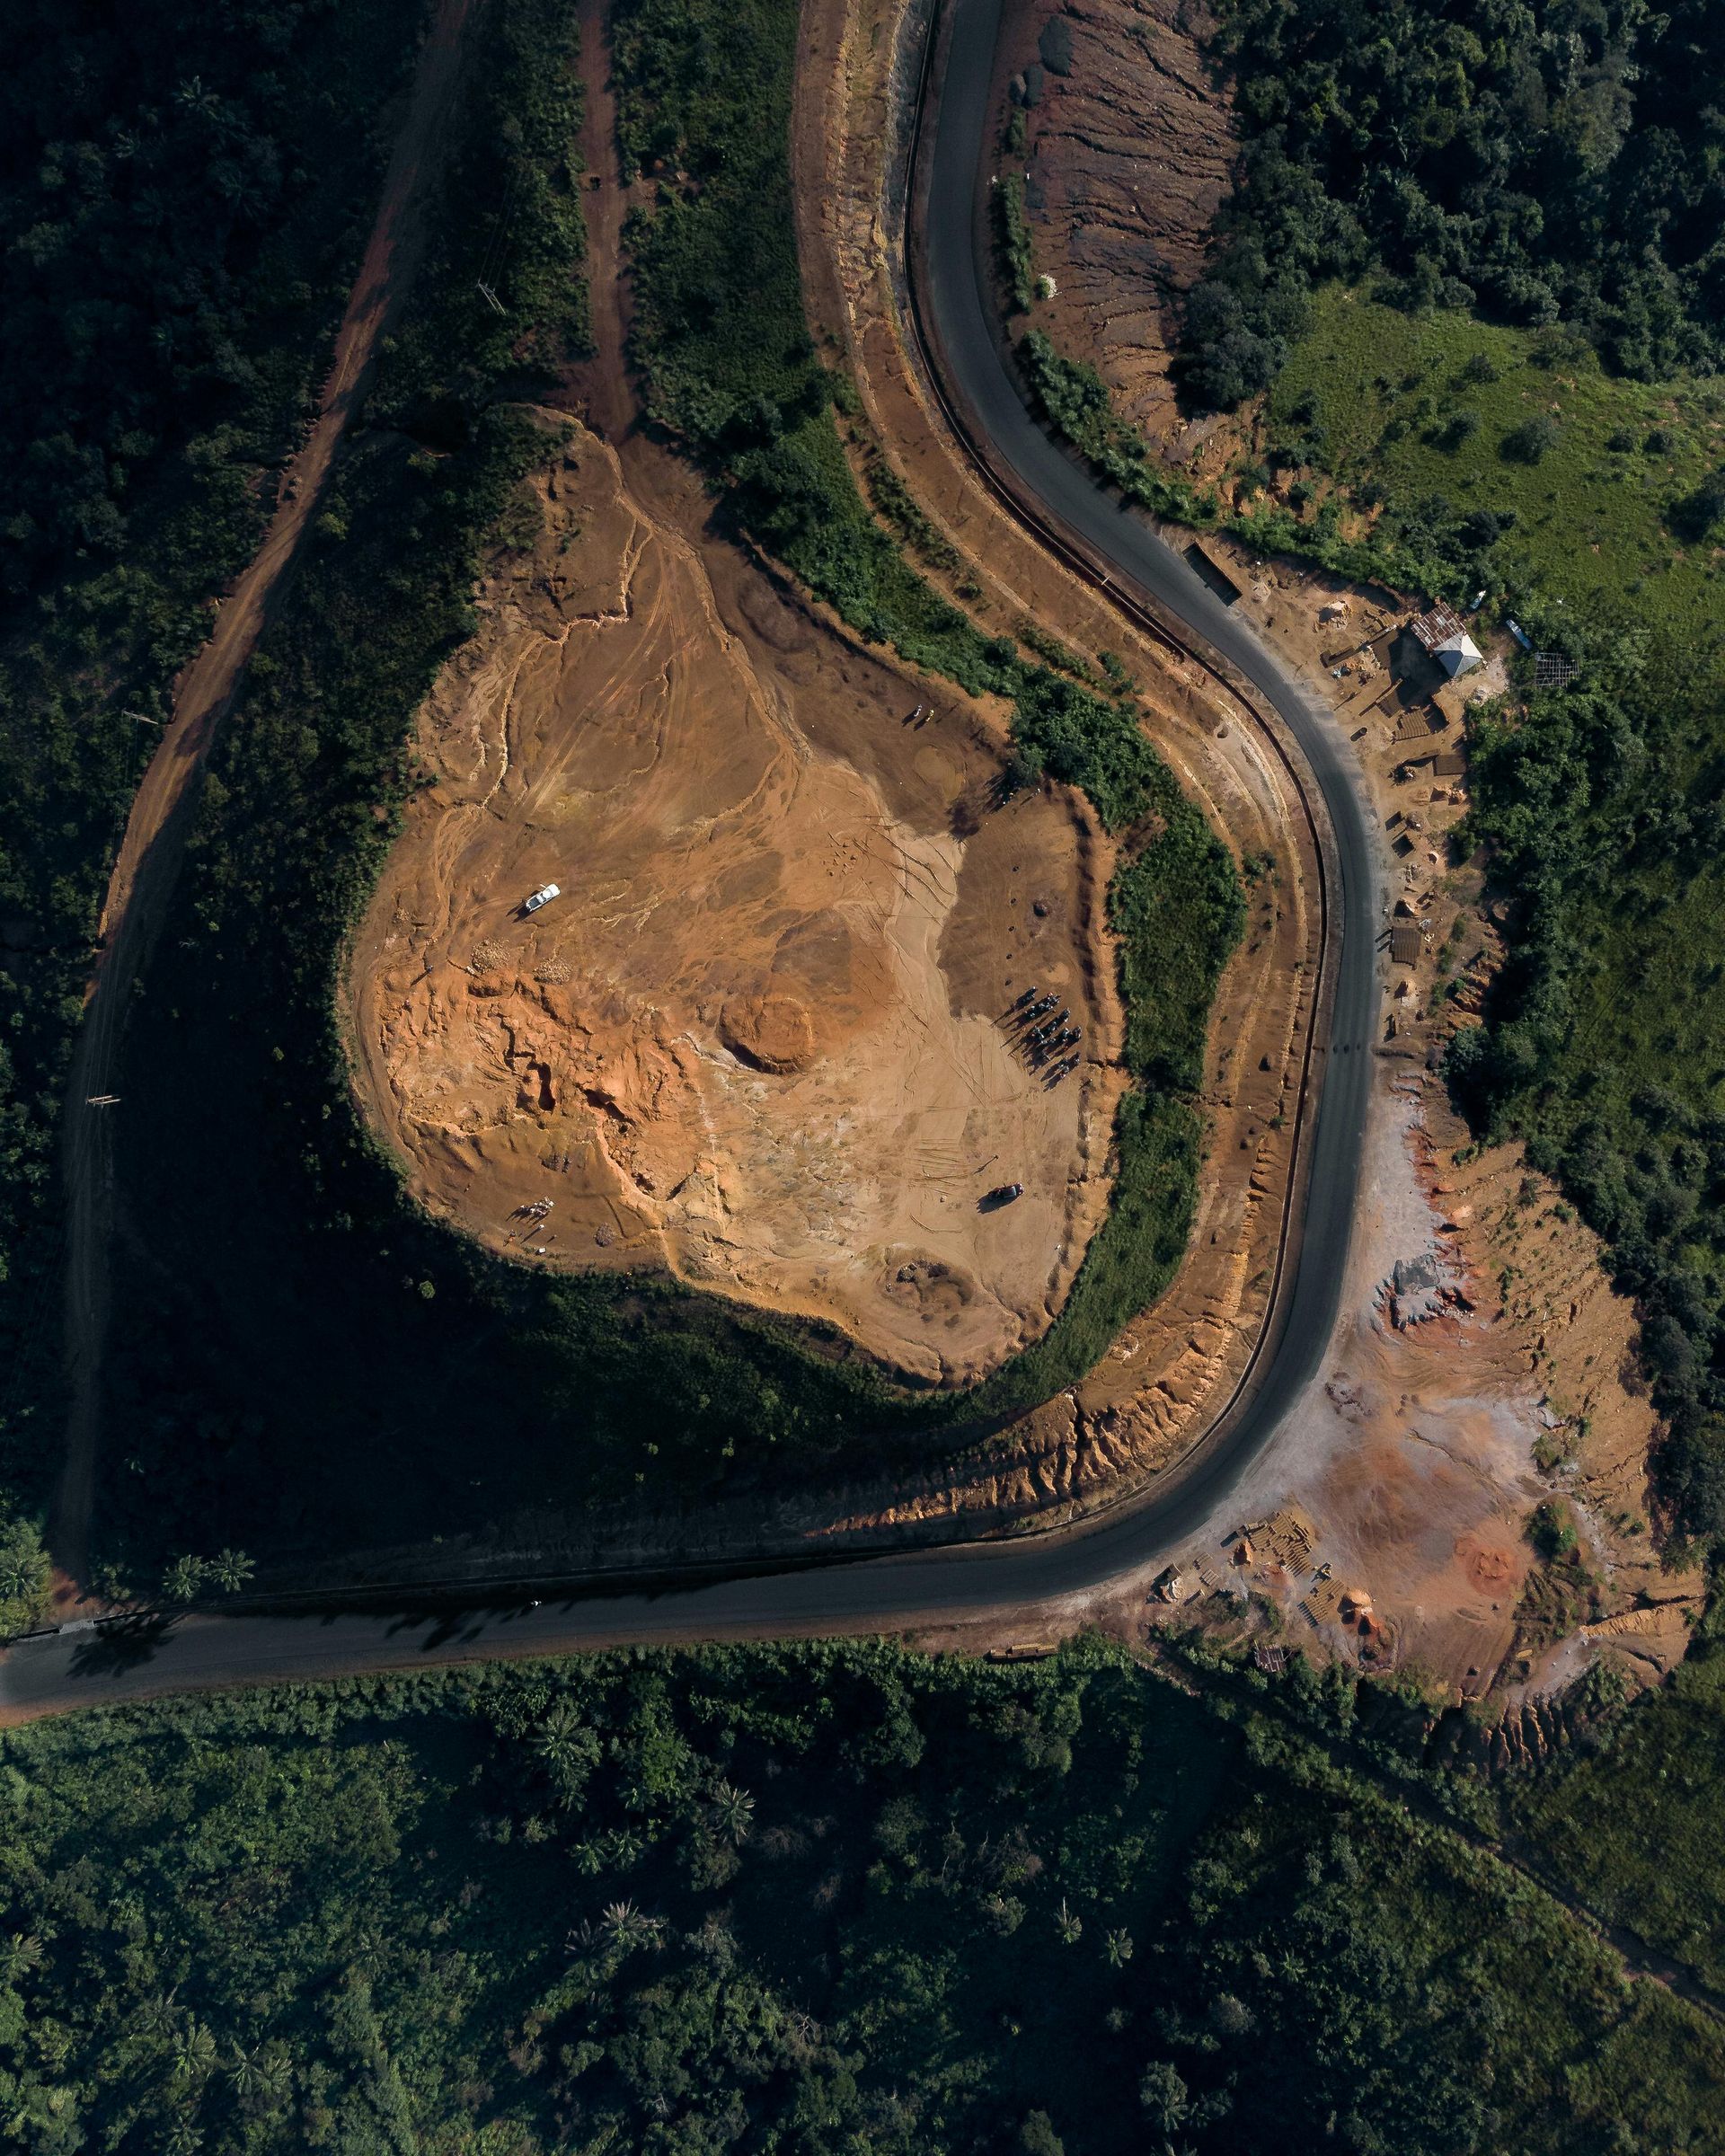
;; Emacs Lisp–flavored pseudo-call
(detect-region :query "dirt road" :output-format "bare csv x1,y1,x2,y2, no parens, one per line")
52,0,476,1584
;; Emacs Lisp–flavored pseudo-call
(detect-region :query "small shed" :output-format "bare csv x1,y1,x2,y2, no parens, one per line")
1433,750,1467,778
1432,631,1484,679
1390,923,1423,966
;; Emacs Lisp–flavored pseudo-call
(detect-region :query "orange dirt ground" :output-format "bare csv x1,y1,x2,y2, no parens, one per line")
348,422,1124,1384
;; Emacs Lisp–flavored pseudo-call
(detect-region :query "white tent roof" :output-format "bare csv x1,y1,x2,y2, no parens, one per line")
1433,632,1484,678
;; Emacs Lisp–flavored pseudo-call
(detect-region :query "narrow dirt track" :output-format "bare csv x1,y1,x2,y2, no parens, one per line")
52,0,477,1582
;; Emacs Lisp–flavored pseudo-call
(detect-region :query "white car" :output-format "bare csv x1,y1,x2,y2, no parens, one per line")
523,882,561,915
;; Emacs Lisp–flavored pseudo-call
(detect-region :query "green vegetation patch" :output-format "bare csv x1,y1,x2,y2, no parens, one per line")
1516,1621,1725,1992
0,0,426,1540
1269,287,1725,636
0,1642,1717,2152
1182,0,1724,406
1449,642,1725,1540
995,172,1035,314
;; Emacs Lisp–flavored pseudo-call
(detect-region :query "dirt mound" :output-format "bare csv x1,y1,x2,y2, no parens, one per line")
884,1255,977,1321
721,991,819,1074
347,420,1125,1383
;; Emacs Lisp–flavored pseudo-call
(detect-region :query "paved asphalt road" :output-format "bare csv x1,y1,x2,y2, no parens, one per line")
0,0,1378,1722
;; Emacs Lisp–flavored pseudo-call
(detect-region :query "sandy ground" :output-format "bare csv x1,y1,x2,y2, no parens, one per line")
53,0,477,1584
345,25,1127,1384
1123,1059,1702,1701
349,427,1121,1382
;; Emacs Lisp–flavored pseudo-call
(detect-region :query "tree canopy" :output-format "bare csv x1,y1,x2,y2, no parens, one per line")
1184,0,1725,404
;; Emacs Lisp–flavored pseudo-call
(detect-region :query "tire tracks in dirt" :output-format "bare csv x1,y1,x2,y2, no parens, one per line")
52,0,477,1583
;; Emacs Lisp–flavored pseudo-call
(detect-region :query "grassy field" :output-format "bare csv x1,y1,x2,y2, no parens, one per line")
1551,851,1725,1121
1268,287,1725,641
1515,1625,1725,1993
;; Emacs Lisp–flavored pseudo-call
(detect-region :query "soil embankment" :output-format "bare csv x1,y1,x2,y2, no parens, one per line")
346,10,1125,1387
54,0,476,1580
1002,0,1234,449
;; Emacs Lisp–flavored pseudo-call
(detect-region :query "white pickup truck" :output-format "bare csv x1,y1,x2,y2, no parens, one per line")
523,882,561,915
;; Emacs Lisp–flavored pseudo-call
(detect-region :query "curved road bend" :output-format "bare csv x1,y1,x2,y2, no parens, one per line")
0,0,1378,1721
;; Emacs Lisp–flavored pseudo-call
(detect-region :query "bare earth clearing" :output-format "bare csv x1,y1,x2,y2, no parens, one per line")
349,423,1122,1383
1004,0,1234,452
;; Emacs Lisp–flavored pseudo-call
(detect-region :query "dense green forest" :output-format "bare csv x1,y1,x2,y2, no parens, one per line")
0,1639,1718,2153
0,0,426,1581
1181,0,1725,406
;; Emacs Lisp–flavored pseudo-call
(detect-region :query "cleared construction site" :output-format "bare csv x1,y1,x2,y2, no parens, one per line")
347,422,1126,1384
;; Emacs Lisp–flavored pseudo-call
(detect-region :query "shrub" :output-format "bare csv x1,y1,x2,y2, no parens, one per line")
1667,468,1725,545
1502,413,1560,464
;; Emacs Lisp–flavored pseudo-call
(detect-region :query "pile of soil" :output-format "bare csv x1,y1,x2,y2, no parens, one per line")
347,421,1121,1384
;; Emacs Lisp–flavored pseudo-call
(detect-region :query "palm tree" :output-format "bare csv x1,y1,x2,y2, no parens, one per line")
600,1900,666,1953
1138,2060,1189,2134
172,76,222,124
160,1555,207,1604
208,1549,253,1595
1055,1898,1084,1947
0,1540,45,1605
0,1934,43,1984
137,1989,181,2044
169,2019,217,2087
708,1780,755,1847
531,1701,597,1796
228,2042,291,2114
1104,1928,1134,1968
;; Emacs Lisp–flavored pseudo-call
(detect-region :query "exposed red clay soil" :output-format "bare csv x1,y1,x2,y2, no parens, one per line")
347,420,1123,1383
1104,564,1703,1697
1002,0,1234,450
